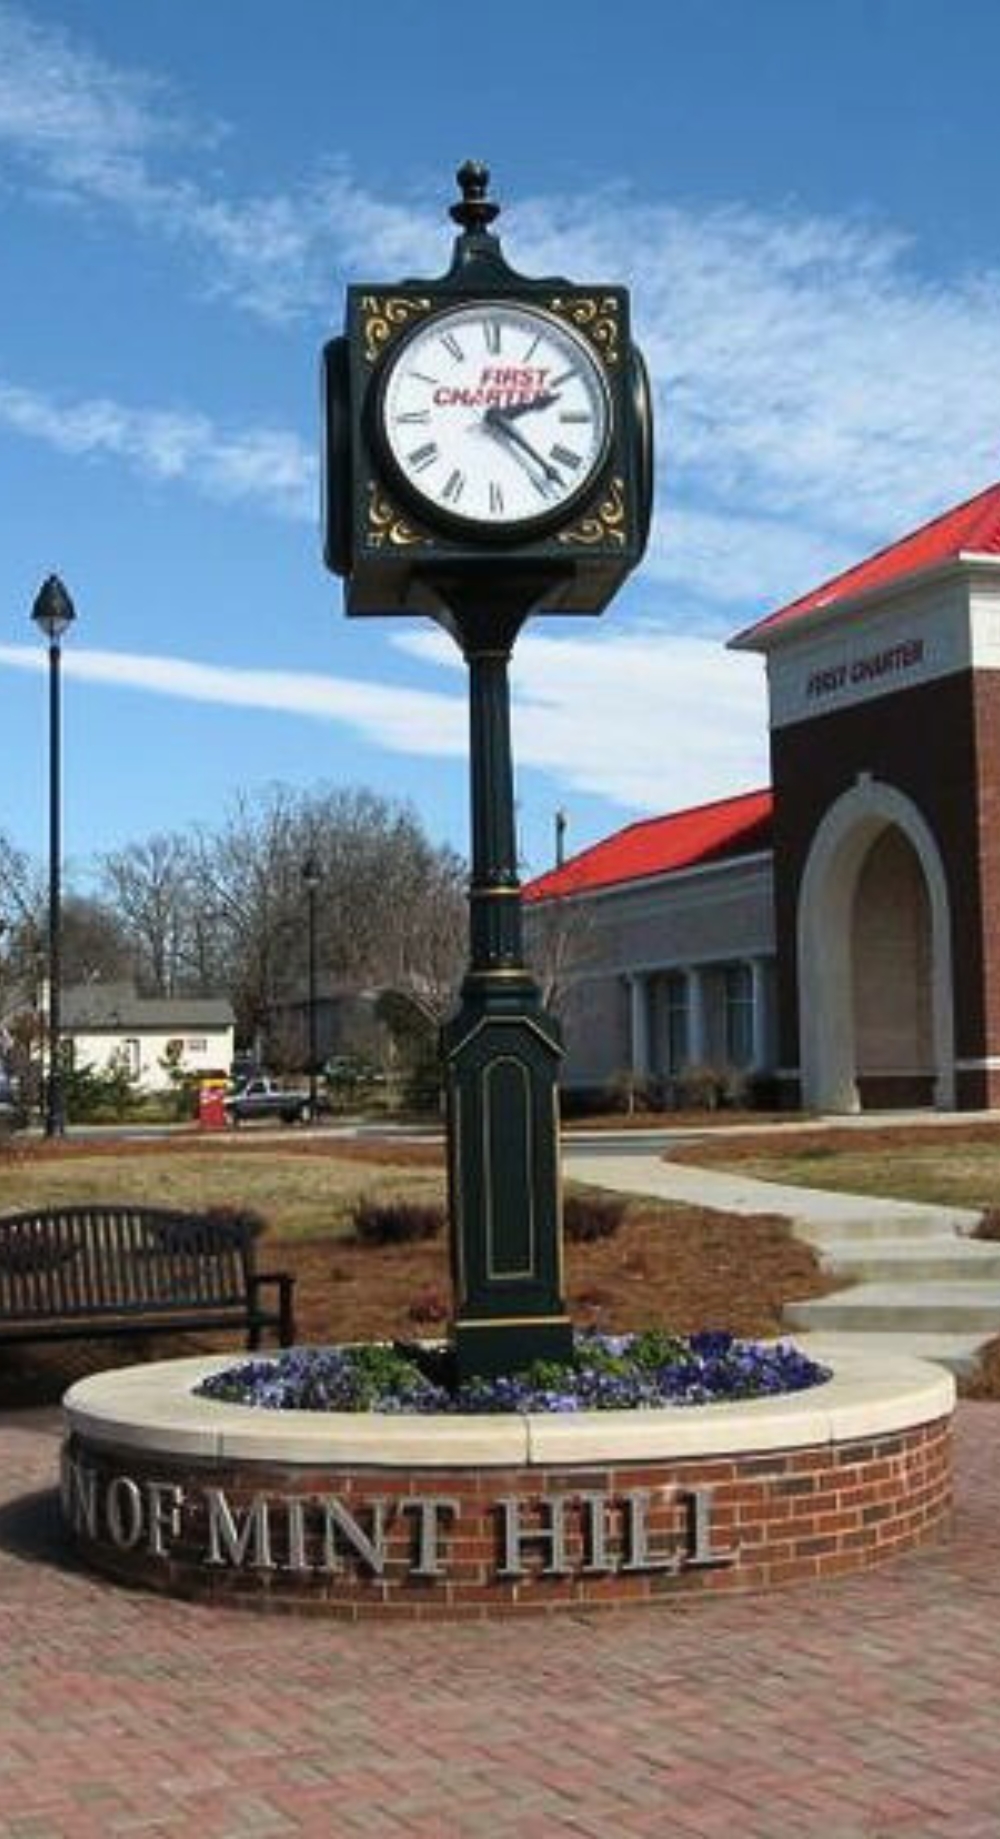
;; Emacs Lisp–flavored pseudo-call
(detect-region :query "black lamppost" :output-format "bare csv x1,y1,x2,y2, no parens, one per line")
301,855,321,1119
32,574,75,1138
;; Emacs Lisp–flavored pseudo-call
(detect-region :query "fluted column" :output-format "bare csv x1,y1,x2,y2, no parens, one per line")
687,965,707,1064
749,957,771,1071
628,972,651,1077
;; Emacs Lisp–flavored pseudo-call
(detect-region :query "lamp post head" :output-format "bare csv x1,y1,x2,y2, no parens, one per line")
31,575,76,643
301,855,321,893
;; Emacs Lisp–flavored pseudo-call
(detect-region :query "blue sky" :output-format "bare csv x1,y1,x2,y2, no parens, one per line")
3,0,1000,889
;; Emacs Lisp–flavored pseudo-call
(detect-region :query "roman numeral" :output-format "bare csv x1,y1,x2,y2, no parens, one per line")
410,371,439,386
549,443,582,471
442,469,465,503
484,320,502,354
489,481,504,514
550,368,577,388
522,333,542,362
395,409,430,424
440,331,464,362
559,410,591,423
408,442,438,472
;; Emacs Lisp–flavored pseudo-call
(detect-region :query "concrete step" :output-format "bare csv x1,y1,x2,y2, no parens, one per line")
817,1238,1000,1282
796,1208,979,1246
785,1282,1000,1335
796,1329,988,1379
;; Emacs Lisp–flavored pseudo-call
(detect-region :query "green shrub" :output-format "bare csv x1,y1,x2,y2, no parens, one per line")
562,1192,628,1243
352,1199,446,1247
61,1059,137,1123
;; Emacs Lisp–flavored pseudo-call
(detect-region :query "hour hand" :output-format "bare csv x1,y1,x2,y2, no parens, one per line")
497,390,559,421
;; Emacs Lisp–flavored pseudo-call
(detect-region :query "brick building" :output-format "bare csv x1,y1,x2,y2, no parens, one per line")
525,479,1000,1113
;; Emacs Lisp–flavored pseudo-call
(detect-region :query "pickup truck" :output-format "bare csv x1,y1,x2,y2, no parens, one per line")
225,1077,312,1126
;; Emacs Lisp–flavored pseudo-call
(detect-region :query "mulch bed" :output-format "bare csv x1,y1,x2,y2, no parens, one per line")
0,1202,836,1409
0,1133,444,1169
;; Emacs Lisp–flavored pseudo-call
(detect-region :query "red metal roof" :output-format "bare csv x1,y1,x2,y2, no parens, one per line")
523,788,773,903
735,479,1000,647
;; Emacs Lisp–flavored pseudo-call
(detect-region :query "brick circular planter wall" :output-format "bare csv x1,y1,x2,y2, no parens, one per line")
62,1350,954,1619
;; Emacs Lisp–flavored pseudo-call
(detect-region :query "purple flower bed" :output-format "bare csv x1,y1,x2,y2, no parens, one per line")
195,1330,830,1415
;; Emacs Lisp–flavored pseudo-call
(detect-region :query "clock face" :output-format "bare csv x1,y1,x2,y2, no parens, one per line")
375,301,612,535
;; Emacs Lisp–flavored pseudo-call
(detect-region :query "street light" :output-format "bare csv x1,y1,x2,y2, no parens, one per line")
32,574,75,1138
301,855,321,1120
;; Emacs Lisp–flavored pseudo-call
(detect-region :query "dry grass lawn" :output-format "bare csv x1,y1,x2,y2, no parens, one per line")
0,1136,444,1239
668,1122,1000,1211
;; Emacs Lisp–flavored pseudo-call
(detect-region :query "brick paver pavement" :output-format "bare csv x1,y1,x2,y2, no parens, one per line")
2,1404,1000,1838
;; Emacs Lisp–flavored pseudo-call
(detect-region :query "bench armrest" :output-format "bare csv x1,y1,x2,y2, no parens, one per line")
248,1270,296,1347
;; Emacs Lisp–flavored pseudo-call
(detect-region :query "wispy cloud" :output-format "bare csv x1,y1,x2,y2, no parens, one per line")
0,2,436,321
0,643,467,758
0,632,767,822
0,0,199,166
395,627,768,812
0,379,315,519
5,4,1000,622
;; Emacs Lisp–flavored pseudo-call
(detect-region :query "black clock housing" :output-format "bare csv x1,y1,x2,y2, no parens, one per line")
323,174,653,619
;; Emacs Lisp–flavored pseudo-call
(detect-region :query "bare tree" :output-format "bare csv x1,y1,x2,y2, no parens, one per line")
177,784,466,1053
0,833,40,1011
0,838,131,997
59,895,135,985
525,892,599,1018
101,833,197,996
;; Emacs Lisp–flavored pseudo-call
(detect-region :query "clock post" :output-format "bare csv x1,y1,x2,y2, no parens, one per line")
439,580,571,1380
323,163,653,1381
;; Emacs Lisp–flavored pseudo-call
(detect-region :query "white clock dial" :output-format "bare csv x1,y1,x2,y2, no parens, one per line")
377,301,611,532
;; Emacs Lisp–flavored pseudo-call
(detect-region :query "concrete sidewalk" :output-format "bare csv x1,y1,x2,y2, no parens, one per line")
567,1149,995,1372
565,1147,979,1229
2,1403,1000,1837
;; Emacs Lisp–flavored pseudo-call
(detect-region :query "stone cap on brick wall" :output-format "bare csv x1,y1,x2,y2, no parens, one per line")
62,1347,955,1469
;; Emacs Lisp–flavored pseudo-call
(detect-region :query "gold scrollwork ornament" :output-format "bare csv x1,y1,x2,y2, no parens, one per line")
557,477,627,549
366,486,430,549
360,295,433,365
547,294,620,365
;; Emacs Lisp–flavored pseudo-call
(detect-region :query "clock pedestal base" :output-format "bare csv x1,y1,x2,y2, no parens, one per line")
445,977,573,1385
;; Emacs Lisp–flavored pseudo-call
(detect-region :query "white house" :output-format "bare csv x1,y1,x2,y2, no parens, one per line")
60,983,234,1090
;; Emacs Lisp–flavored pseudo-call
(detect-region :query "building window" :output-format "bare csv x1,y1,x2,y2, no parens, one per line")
186,1038,207,1053
724,964,754,1068
664,972,688,1073
122,1037,141,1079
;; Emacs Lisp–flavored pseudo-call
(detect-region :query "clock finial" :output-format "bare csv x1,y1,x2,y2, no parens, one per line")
450,161,500,233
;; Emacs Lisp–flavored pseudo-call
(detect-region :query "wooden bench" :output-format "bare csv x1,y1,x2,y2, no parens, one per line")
0,1205,295,1350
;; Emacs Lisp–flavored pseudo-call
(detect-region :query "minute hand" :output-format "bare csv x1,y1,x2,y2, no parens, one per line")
483,406,562,483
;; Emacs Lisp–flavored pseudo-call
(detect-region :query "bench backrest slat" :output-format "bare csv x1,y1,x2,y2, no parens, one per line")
0,1205,254,1323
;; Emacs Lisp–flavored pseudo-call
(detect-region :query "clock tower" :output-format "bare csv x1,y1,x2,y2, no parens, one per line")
323,163,653,1380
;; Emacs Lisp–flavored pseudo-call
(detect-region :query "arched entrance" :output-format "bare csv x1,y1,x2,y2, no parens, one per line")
852,828,933,1107
797,778,954,1111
